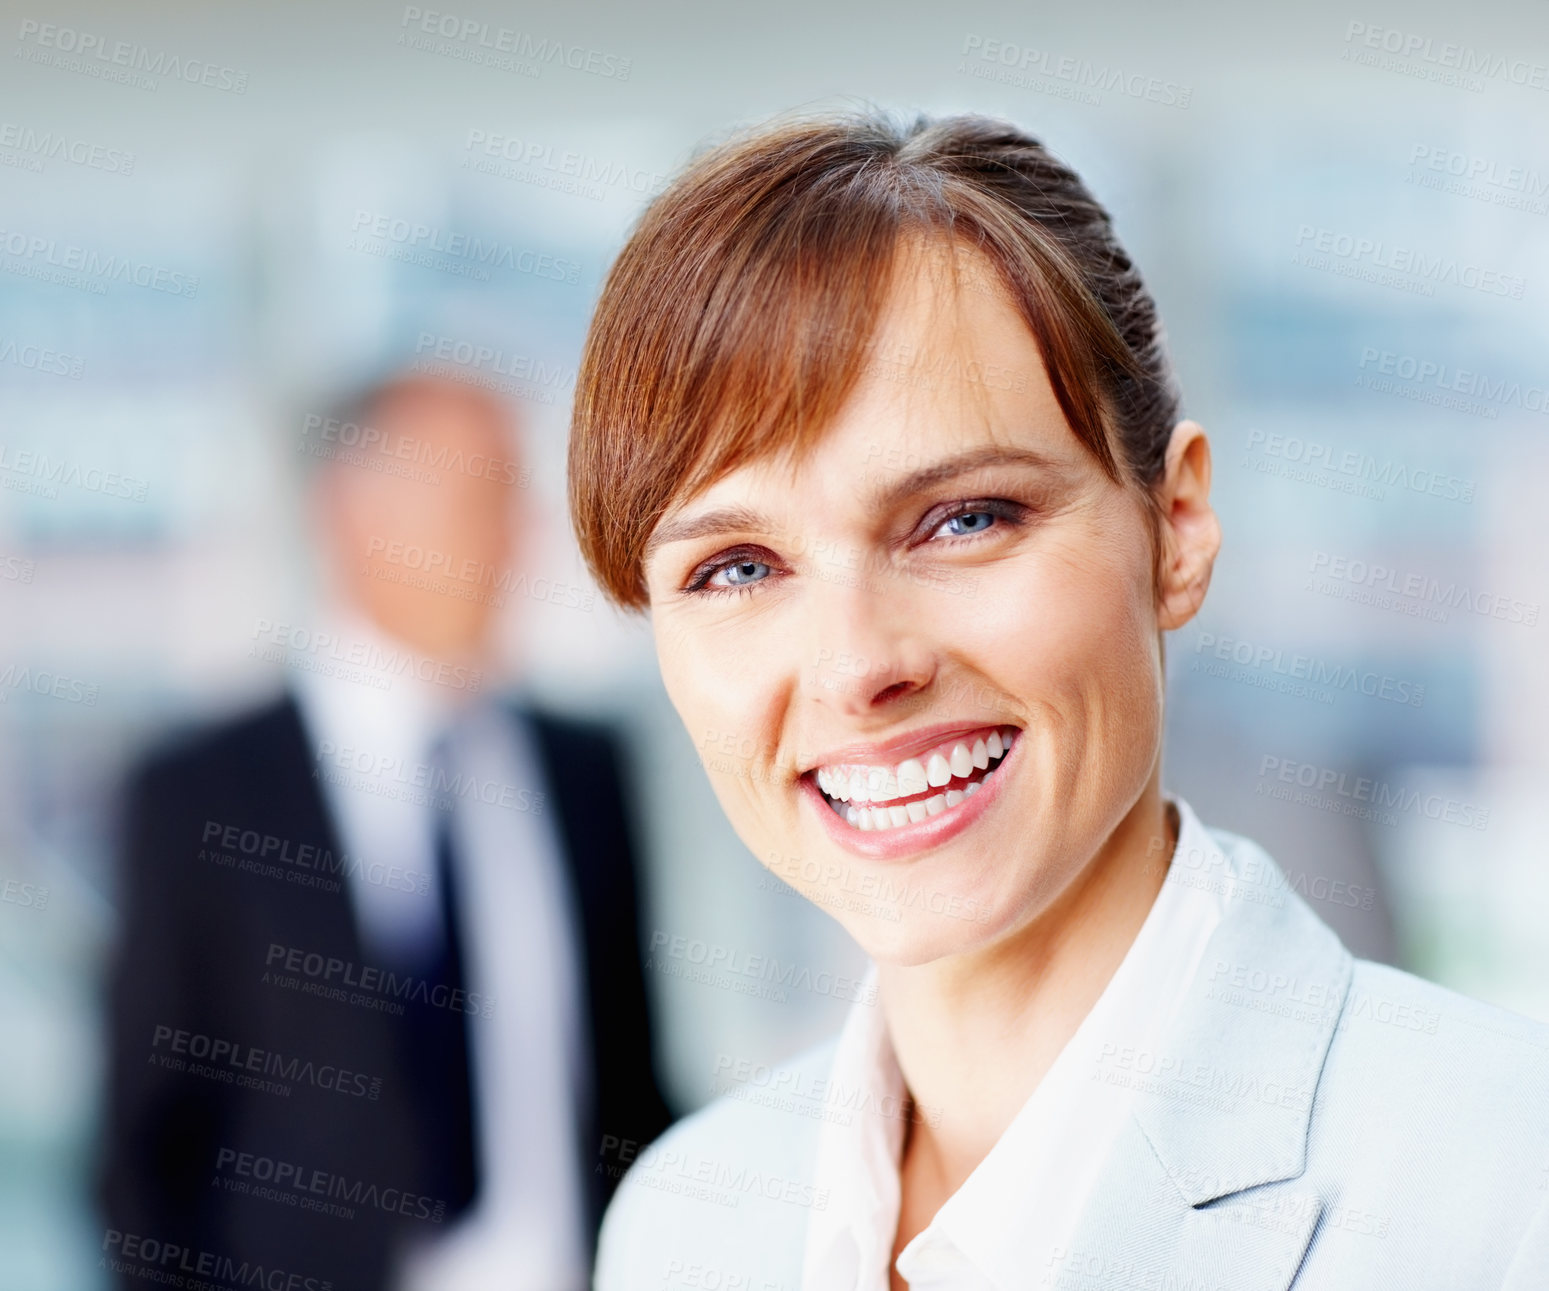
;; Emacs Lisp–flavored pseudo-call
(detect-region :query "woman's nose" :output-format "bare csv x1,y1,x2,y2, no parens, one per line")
802,585,937,715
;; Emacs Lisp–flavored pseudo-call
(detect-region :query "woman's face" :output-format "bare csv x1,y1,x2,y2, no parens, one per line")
642,243,1215,965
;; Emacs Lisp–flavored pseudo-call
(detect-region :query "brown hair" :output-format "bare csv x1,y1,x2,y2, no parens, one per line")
569,110,1181,610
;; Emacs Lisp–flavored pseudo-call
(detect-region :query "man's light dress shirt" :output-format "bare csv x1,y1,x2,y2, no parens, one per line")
293,608,592,1291
803,796,1229,1291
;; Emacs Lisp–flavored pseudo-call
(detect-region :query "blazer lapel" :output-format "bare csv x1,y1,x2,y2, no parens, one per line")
1050,1118,1325,1291
1060,832,1354,1291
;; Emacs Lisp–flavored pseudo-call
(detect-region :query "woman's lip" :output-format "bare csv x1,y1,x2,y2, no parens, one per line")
803,719,1017,772
802,730,1016,860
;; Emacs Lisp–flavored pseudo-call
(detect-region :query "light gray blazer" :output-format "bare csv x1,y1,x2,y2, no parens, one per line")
595,824,1549,1290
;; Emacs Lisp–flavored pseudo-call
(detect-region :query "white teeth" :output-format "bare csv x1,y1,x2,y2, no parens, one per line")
832,783,985,832
814,726,1019,827
867,766,900,801
896,758,929,796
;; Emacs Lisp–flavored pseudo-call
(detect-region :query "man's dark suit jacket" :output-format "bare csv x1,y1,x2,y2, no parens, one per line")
98,692,672,1291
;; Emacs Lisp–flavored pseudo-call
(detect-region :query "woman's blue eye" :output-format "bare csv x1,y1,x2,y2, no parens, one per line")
713,559,771,587
937,510,996,538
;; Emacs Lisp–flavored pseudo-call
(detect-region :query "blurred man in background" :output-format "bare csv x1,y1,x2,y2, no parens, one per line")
98,374,671,1291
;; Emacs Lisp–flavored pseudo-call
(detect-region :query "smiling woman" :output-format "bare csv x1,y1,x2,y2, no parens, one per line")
569,112,1549,1290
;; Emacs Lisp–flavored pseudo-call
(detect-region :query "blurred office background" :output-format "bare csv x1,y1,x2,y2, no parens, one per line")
2,0,1547,1285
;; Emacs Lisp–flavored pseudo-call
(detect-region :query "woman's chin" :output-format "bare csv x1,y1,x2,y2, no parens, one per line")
777,807,1032,965
834,891,1017,968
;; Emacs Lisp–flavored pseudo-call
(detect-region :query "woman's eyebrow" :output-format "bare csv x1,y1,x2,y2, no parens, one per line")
870,445,1067,509
644,504,771,559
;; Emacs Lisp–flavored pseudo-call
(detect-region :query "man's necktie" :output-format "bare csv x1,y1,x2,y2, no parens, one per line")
389,738,481,1222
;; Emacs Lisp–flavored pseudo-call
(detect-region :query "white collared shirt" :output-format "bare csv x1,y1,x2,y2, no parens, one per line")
291,608,592,1291
802,797,1230,1291
292,606,456,964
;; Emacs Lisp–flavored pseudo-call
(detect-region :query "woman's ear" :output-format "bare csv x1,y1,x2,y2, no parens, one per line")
1155,419,1221,632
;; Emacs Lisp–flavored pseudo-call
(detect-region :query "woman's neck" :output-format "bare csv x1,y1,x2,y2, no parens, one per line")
878,787,1175,1201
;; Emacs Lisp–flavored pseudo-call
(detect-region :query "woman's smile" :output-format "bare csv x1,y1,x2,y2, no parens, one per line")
800,721,1022,859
